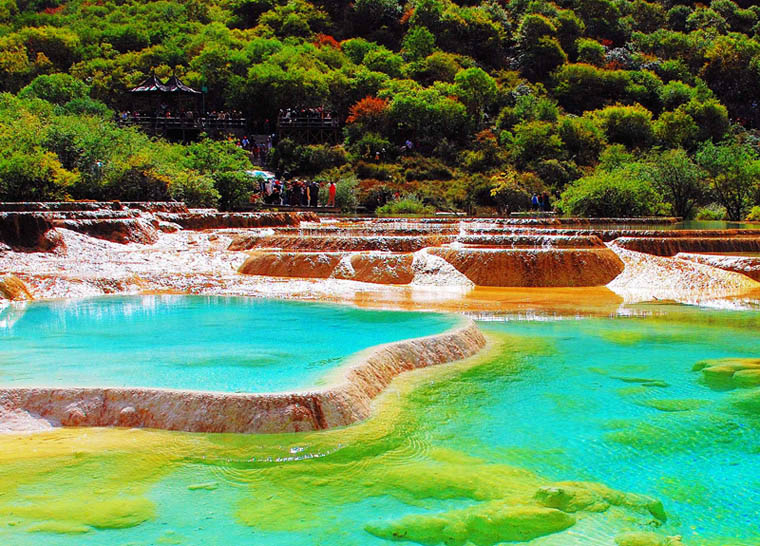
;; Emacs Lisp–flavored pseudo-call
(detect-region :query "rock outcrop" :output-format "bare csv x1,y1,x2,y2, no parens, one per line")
0,275,33,300
0,212,65,252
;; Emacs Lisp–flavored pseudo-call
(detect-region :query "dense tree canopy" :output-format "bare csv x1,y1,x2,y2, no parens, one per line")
0,0,759,216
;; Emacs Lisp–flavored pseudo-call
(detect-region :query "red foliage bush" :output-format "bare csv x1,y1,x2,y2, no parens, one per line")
314,34,341,50
347,96,389,124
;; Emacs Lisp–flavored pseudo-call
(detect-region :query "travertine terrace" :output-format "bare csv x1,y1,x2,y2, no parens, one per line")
0,319,486,433
2,201,760,433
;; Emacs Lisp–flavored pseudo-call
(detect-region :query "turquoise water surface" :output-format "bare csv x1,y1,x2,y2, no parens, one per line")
0,302,759,545
0,296,458,392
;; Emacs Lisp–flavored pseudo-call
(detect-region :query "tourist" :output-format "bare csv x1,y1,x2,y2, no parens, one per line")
309,181,320,208
531,193,539,211
327,181,336,207
542,192,551,212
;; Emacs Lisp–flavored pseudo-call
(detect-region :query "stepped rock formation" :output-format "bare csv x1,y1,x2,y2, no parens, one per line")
677,253,760,281
608,246,760,303
229,234,452,252
239,251,344,278
456,234,606,248
334,253,416,284
427,247,625,287
613,236,760,256
0,320,486,433
156,210,319,229
54,218,159,245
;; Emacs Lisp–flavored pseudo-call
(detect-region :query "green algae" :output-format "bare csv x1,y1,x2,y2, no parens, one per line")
187,482,218,491
611,376,670,388
605,411,757,455
614,531,672,546
658,476,710,505
639,399,711,412
0,332,671,543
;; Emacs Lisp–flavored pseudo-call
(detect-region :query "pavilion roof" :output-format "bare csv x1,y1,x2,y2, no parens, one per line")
164,75,201,94
129,73,169,93
129,74,201,94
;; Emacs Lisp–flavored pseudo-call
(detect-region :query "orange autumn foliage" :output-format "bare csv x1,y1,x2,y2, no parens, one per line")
347,96,389,124
314,34,341,49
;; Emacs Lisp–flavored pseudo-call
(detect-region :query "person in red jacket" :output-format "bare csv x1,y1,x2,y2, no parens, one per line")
327,181,337,207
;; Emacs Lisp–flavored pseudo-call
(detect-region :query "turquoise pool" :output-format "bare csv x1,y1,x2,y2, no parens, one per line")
0,303,758,545
0,296,458,392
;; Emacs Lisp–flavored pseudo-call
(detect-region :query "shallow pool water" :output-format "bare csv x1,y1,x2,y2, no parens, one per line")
0,303,758,545
0,296,458,392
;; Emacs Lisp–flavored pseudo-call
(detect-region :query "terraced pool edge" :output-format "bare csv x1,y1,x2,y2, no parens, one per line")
0,319,486,434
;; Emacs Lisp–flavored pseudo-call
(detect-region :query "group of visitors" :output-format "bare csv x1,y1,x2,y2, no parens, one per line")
207,110,244,120
531,192,552,212
117,109,244,123
258,178,336,208
236,135,273,163
278,107,338,126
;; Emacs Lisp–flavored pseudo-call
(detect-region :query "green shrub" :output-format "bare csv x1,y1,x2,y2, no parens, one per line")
376,196,435,216
489,169,533,215
349,132,392,161
402,156,453,181
18,73,88,105
576,38,605,66
356,161,397,181
359,183,394,212
0,149,75,201
558,168,666,217
695,203,728,221
593,104,654,149
169,172,220,208
316,173,358,213
745,206,760,222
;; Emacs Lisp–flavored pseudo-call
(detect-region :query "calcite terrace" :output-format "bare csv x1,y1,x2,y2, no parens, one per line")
2,201,760,434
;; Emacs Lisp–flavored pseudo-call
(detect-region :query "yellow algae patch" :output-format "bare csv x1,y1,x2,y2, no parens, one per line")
0,430,208,534
364,503,576,545
3,497,154,531
615,531,676,546
598,329,647,346
535,482,666,522
26,521,91,534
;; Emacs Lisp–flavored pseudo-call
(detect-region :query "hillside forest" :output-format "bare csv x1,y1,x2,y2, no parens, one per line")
2,0,760,218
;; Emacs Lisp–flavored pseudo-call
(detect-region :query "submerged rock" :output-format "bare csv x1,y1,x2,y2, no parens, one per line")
615,531,670,546
364,502,575,545
535,481,666,522
694,358,760,390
